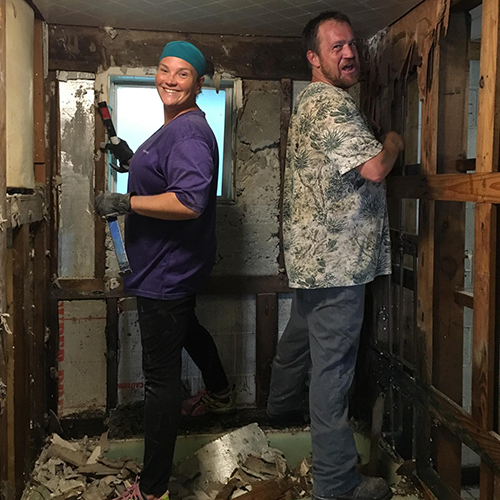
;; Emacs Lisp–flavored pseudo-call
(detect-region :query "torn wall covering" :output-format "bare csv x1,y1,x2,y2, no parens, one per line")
365,0,451,123
6,0,35,189
214,80,281,276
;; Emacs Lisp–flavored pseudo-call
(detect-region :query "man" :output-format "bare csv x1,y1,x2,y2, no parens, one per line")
267,11,404,500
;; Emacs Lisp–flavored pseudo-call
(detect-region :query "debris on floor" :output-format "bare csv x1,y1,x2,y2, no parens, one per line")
22,423,422,500
22,424,312,500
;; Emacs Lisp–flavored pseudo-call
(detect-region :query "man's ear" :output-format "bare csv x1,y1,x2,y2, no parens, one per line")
306,50,320,68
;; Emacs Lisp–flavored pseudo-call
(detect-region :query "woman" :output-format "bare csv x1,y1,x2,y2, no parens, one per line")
96,41,233,500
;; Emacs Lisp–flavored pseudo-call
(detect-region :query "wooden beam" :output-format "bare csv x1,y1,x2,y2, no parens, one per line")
32,221,47,449
12,225,30,496
386,172,500,202
255,293,278,407
5,191,45,228
454,290,473,309
0,0,8,493
417,467,464,500
432,12,469,491
473,0,500,495
105,298,118,411
48,25,309,81
473,204,498,496
414,31,438,471
278,78,291,275
456,157,476,173
371,349,500,471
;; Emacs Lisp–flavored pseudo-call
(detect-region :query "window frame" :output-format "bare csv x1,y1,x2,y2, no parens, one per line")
108,75,234,201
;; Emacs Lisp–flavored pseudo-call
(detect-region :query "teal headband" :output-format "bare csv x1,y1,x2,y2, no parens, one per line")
159,41,206,77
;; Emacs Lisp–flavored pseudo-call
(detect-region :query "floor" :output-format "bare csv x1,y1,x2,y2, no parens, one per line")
107,428,423,500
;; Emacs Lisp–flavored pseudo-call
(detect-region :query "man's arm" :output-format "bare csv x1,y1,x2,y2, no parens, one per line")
130,192,200,220
355,131,404,183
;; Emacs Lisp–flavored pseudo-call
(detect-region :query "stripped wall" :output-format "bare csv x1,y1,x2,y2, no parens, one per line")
50,26,309,415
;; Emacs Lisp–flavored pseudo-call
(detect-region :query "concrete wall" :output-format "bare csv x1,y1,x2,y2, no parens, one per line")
58,76,293,411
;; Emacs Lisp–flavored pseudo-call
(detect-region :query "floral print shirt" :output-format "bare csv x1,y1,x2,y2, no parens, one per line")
283,82,391,288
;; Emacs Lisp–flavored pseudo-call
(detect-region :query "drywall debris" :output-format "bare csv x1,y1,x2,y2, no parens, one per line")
22,432,141,500
102,27,118,40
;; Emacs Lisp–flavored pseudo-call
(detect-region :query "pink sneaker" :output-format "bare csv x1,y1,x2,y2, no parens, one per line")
114,480,169,500
182,387,236,417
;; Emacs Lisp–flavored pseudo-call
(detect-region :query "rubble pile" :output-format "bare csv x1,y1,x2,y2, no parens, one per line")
22,433,141,500
23,424,313,500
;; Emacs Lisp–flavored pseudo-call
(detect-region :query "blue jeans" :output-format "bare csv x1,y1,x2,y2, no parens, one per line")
137,295,229,496
267,286,365,498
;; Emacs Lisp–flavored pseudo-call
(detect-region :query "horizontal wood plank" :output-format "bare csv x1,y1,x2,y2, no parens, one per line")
371,349,500,470
387,172,500,202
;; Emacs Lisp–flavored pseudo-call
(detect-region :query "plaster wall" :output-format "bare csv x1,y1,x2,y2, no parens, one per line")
6,0,35,189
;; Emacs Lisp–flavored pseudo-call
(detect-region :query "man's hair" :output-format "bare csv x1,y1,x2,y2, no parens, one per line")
302,11,352,56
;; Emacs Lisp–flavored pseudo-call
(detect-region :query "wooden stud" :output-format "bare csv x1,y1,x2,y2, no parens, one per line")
105,298,119,411
0,0,8,492
255,293,278,407
414,33,439,472
432,11,470,491
278,78,291,276
473,0,500,496
472,203,497,498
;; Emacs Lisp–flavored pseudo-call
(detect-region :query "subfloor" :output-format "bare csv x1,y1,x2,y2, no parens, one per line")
107,428,422,500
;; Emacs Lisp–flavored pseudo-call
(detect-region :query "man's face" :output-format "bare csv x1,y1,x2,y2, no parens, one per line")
308,20,360,89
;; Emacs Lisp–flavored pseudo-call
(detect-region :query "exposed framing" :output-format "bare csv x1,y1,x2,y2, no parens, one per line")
364,0,500,497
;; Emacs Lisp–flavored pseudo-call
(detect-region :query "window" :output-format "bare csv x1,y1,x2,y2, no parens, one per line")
107,76,234,200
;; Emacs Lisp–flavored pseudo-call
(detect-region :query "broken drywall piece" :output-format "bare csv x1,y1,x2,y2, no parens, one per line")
51,434,79,452
46,444,88,468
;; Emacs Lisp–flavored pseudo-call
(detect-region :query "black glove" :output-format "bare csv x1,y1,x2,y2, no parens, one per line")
104,139,134,173
95,193,133,218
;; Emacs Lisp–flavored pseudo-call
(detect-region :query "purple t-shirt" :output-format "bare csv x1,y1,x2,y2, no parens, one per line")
124,109,218,300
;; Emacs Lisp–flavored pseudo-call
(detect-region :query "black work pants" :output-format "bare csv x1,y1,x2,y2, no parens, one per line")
137,295,229,496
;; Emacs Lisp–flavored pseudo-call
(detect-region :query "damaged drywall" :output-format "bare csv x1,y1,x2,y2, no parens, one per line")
58,301,107,417
214,81,281,277
58,75,96,279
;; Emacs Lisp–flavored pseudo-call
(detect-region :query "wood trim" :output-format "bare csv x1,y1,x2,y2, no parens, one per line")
386,172,500,202
255,293,278,407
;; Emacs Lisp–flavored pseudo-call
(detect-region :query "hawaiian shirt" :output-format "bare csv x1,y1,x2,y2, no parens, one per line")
283,82,392,288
